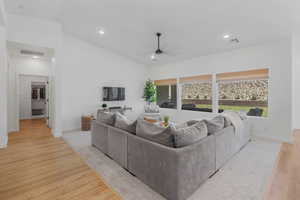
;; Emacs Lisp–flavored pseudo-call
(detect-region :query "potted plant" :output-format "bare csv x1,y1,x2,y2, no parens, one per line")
143,79,156,104
163,116,170,127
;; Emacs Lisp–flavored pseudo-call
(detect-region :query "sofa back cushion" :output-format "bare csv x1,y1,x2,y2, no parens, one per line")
98,111,116,126
204,116,225,134
114,112,137,134
171,121,208,148
136,120,174,147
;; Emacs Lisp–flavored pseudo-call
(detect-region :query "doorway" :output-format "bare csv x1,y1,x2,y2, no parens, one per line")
7,41,55,133
19,75,50,128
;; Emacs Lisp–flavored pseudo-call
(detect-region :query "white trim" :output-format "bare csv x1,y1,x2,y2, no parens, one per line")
252,135,288,144
212,73,218,113
0,135,8,148
62,128,81,134
52,130,62,138
177,78,181,112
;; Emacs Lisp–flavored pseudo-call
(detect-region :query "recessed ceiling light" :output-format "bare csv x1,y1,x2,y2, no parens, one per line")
98,29,105,35
223,34,231,39
32,56,39,59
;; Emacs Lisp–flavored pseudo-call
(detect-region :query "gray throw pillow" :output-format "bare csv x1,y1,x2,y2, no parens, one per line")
171,121,208,148
204,115,225,134
136,120,174,147
223,117,232,128
175,120,199,129
98,111,116,126
114,112,137,134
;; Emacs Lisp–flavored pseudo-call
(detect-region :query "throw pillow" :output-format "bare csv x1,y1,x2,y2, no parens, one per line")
171,120,208,148
174,120,199,129
136,119,174,147
114,112,137,134
97,111,116,126
204,115,225,134
223,116,232,128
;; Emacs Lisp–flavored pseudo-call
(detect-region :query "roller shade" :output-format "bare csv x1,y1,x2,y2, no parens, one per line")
179,74,212,83
217,68,269,81
154,78,177,86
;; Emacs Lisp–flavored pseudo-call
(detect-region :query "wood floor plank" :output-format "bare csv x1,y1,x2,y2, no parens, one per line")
0,119,122,200
264,130,300,200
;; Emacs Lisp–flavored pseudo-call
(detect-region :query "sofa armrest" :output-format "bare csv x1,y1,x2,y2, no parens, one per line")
91,120,110,154
172,135,216,200
127,134,215,200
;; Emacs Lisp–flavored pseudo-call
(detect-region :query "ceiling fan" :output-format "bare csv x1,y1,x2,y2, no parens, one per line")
150,32,164,61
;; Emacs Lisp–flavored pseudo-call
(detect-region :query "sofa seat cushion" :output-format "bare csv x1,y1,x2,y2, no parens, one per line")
114,112,137,134
171,121,208,148
204,115,225,134
136,120,174,147
97,111,116,126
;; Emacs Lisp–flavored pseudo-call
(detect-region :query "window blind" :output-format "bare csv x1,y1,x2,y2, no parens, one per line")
216,69,269,81
179,74,212,83
154,78,177,86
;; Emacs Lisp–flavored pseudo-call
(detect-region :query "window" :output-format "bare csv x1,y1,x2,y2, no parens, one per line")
180,75,213,112
155,79,177,109
217,69,269,117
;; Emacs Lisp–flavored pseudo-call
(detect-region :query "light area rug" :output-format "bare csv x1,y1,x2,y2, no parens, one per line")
63,131,281,200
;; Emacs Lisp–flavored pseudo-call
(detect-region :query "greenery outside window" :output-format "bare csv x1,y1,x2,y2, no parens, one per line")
180,75,213,112
217,69,269,117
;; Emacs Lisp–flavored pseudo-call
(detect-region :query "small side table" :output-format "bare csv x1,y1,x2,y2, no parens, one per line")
81,115,94,131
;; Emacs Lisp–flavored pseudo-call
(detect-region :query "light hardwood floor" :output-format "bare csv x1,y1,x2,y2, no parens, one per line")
0,119,122,200
264,130,300,200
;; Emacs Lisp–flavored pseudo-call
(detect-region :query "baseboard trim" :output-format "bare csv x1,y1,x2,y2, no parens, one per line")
252,135,287,144
62,128,81,134
8,128,18,134
0,135,8,148
52,131,62,138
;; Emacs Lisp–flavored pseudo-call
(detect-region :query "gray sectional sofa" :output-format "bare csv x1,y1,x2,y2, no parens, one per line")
91,118,251,200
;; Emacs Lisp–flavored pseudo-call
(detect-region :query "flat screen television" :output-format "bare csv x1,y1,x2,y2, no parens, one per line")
103,87,125,101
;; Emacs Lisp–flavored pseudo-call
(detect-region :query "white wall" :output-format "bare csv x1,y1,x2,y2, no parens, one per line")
7,14,63,137
6,14,149,135
0,0,8,148
13,57,51,76
150,40,292,142
61,35,148,131
292,26,300,130
0,25,7,148
7,55,17,132
0,0,6,27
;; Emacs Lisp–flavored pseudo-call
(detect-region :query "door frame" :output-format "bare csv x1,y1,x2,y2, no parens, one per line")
17,74,53,129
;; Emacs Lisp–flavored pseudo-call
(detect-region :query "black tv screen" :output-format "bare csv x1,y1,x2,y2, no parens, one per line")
103,87,125,101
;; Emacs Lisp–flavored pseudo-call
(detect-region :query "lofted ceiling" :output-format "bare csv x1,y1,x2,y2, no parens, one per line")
4,0,293,66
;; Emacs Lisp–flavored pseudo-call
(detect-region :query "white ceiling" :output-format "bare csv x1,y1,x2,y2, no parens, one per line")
4,0,293,66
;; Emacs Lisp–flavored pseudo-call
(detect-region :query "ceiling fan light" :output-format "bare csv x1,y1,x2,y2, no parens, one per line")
223,34,231,39
150,54,156,60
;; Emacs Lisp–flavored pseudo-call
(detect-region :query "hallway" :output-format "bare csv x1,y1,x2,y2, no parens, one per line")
0,119,121,200
9,119,51,143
